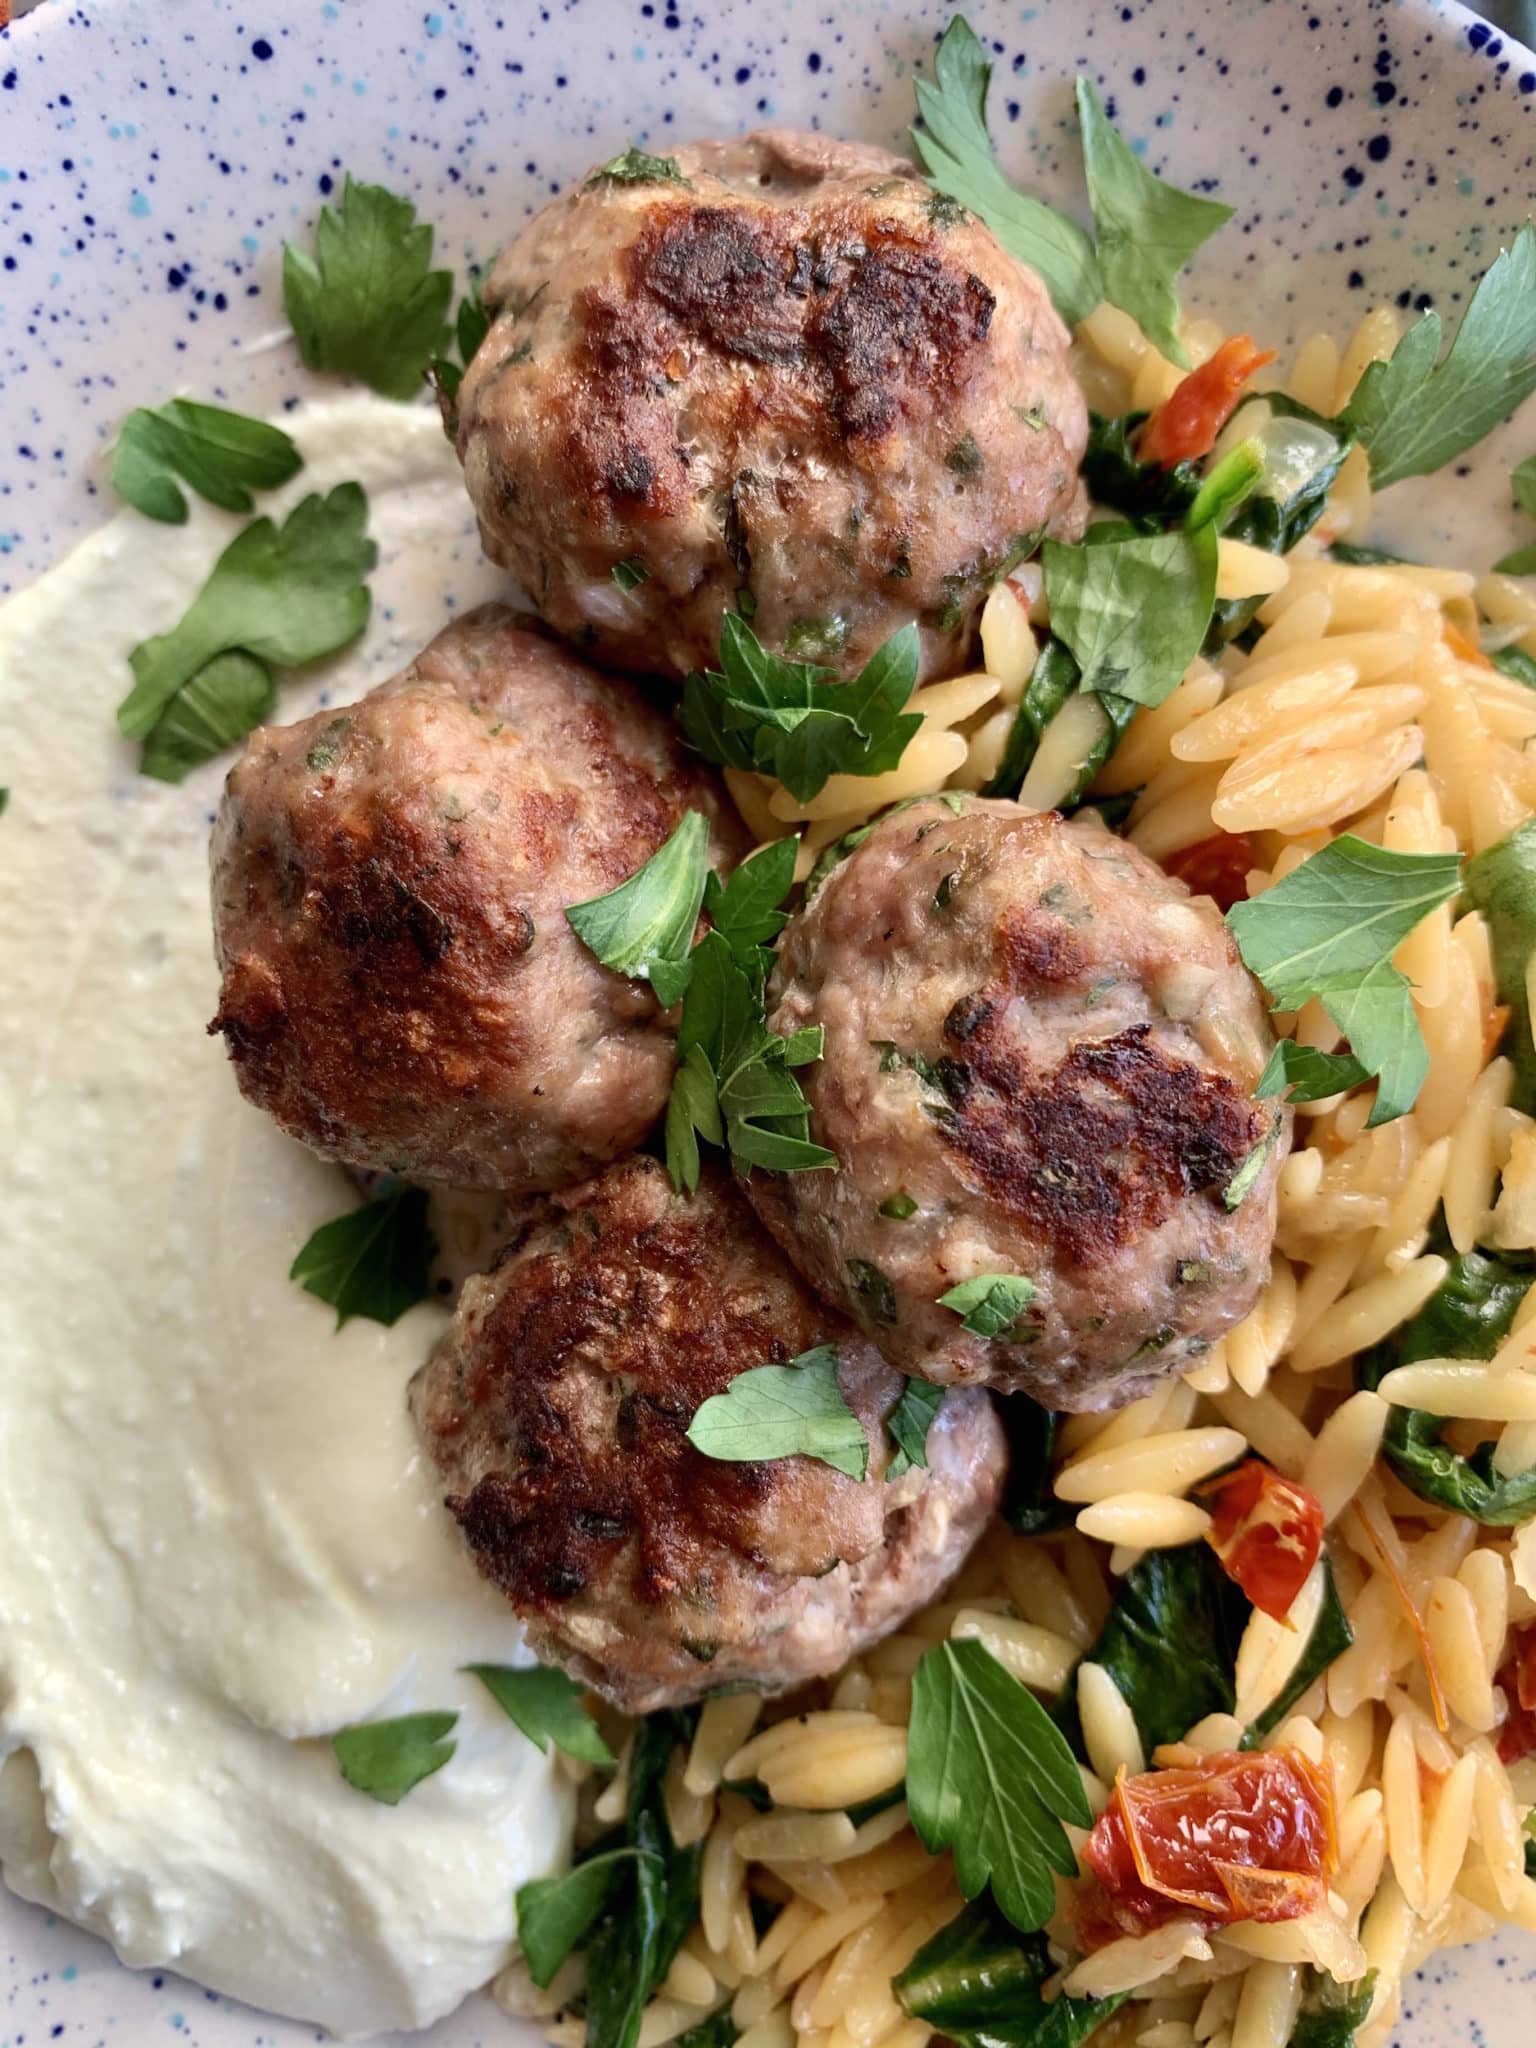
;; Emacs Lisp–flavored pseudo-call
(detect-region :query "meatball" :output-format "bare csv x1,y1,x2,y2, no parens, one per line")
209,605,748,1193
410,1157,1007,1713
745,797,1288,1411
455,128,1087,685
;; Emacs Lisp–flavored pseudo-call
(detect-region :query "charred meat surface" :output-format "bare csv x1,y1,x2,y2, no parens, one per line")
745,796,1289,1410
209,604,748,1193
411,1157,1007,1712
455,129,1088,683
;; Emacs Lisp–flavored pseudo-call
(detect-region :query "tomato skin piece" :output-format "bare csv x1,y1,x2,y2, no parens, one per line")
1196,1457,1325,1623
1139,336,1277,470
1163,832,1255,913
1496,1625,1536,1763
1078,1749,1338,1950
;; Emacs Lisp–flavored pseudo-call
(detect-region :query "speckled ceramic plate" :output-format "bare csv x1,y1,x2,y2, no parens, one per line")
2,0,1535,2042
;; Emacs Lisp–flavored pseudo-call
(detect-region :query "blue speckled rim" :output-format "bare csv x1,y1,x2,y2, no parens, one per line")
0,3,1534,2044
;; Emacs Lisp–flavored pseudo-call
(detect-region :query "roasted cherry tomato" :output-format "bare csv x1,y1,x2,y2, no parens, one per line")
1163,833,1256,914
1139,336,1277,470
1196,1457,1326,1622
1497,1625,1536,1764
1078,1748,1338,1949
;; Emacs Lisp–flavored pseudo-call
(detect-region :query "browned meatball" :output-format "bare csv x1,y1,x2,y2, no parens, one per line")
745,797,1289,1411
209,606,749,1193
410,1157,1007,1713
455,128,1088,684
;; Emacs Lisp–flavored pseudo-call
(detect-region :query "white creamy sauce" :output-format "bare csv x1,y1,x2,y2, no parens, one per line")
0,397,572,2037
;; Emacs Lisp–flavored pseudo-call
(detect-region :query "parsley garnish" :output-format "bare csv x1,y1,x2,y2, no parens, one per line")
940,1274,1036,1338
1496,452,1536,575
517,1849,662,1989
1221,1110,1284,1212
465,1664,615,1766
116,484,376,781
612,555,650,593
1075,78,1232,369
907,1638,1090,1931
430,269,490,408
1043,524,1217,708
333,1711,458,1805
565,810,712,1009
685,1344,870,1480
1228,836,1464,1125
1342,222,1536,491
703,833,798,959
289,1185,436,1328
110,400,302,525
283,175,455,401
887,1376,946,1479
587,147,689,188
682,613,922,804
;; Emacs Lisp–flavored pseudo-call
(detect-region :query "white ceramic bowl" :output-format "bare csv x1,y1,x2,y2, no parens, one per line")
1,0,1534,2041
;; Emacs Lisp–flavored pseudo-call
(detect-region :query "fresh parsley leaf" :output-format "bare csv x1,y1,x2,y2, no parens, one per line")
912,17,1102,329
1254,1038,1370,1108
138,649,277,784
1288,1970,1377,2048
908,1638,1091,1933
1075,78,1232,369
682,614,922,804
588,147,689,188
1343,222,1536,491
1466,818,1536,1110
686,1345,870,1480
897,1901,1126,2048
465,1663,615,1766
881,1193,920,1221
1226,835,1464,1125
516,1849,661,1988
1497,541,1536,576
612,555,650,593
110,400,303,524
887,1377,946,1480
332,1711,457,1804
1222,1110,1285,1211
1515,453,1536,520
566,810,712,1008
665,1043,724,1197
289,1185,436,1328
117,484,376,749
430,270,490,408
703,835,799,962
940,1273,1037,1338
1043,524,1217,708
283,175,455,402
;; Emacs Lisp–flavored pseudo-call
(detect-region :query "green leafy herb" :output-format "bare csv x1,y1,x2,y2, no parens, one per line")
110,400,303,524
1288,1971,1377,2048
1226,835,1464,1125
984,639,1137,810
1074,78,1231,369
880,1193,920,1221
332,1711,457,1804
887,1377,946,1480
847,1256,900,1329
998,1399,1068,1536
702,835,799,963
1495,453,1536,573
940,1273,1037,1338
686,1345,870,1480
1357,1228,1536,1524
1464,819,1536,1110
1222,1110,1285,1211
466,1663,615,1766
1186,437,1265,532
1493,644,1536,689
1255,1039,1370,1108
682,614,922,804
566,810,712,1009
612,555,650,593
430,271,490,408
908,1638,1091,1932
897,1902,1125,2048
1526,1813,1536,1880
665,1042,726,1197
588,147,689,188
912,17,1102,328
283,176,455,401
289,1185,436,1328
516,1849,660,1988
1043,524,1217,708
117,485,376,763
1056,1545,1248,1756
1241,1556,1353,1747
584,1711,703,2048
138,649,277,784
1342,222,1536,491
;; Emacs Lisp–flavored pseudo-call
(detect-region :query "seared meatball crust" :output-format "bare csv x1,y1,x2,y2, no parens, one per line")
210,605,749,1194
455,128,1088,684
746,797,1289,1411
411,1158,1007,1713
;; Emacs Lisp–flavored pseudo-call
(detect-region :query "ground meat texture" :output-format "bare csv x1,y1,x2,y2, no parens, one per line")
209,606,749,1193
745,797,1289,1411
410,1157,1007,1713
454,128,1088,684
